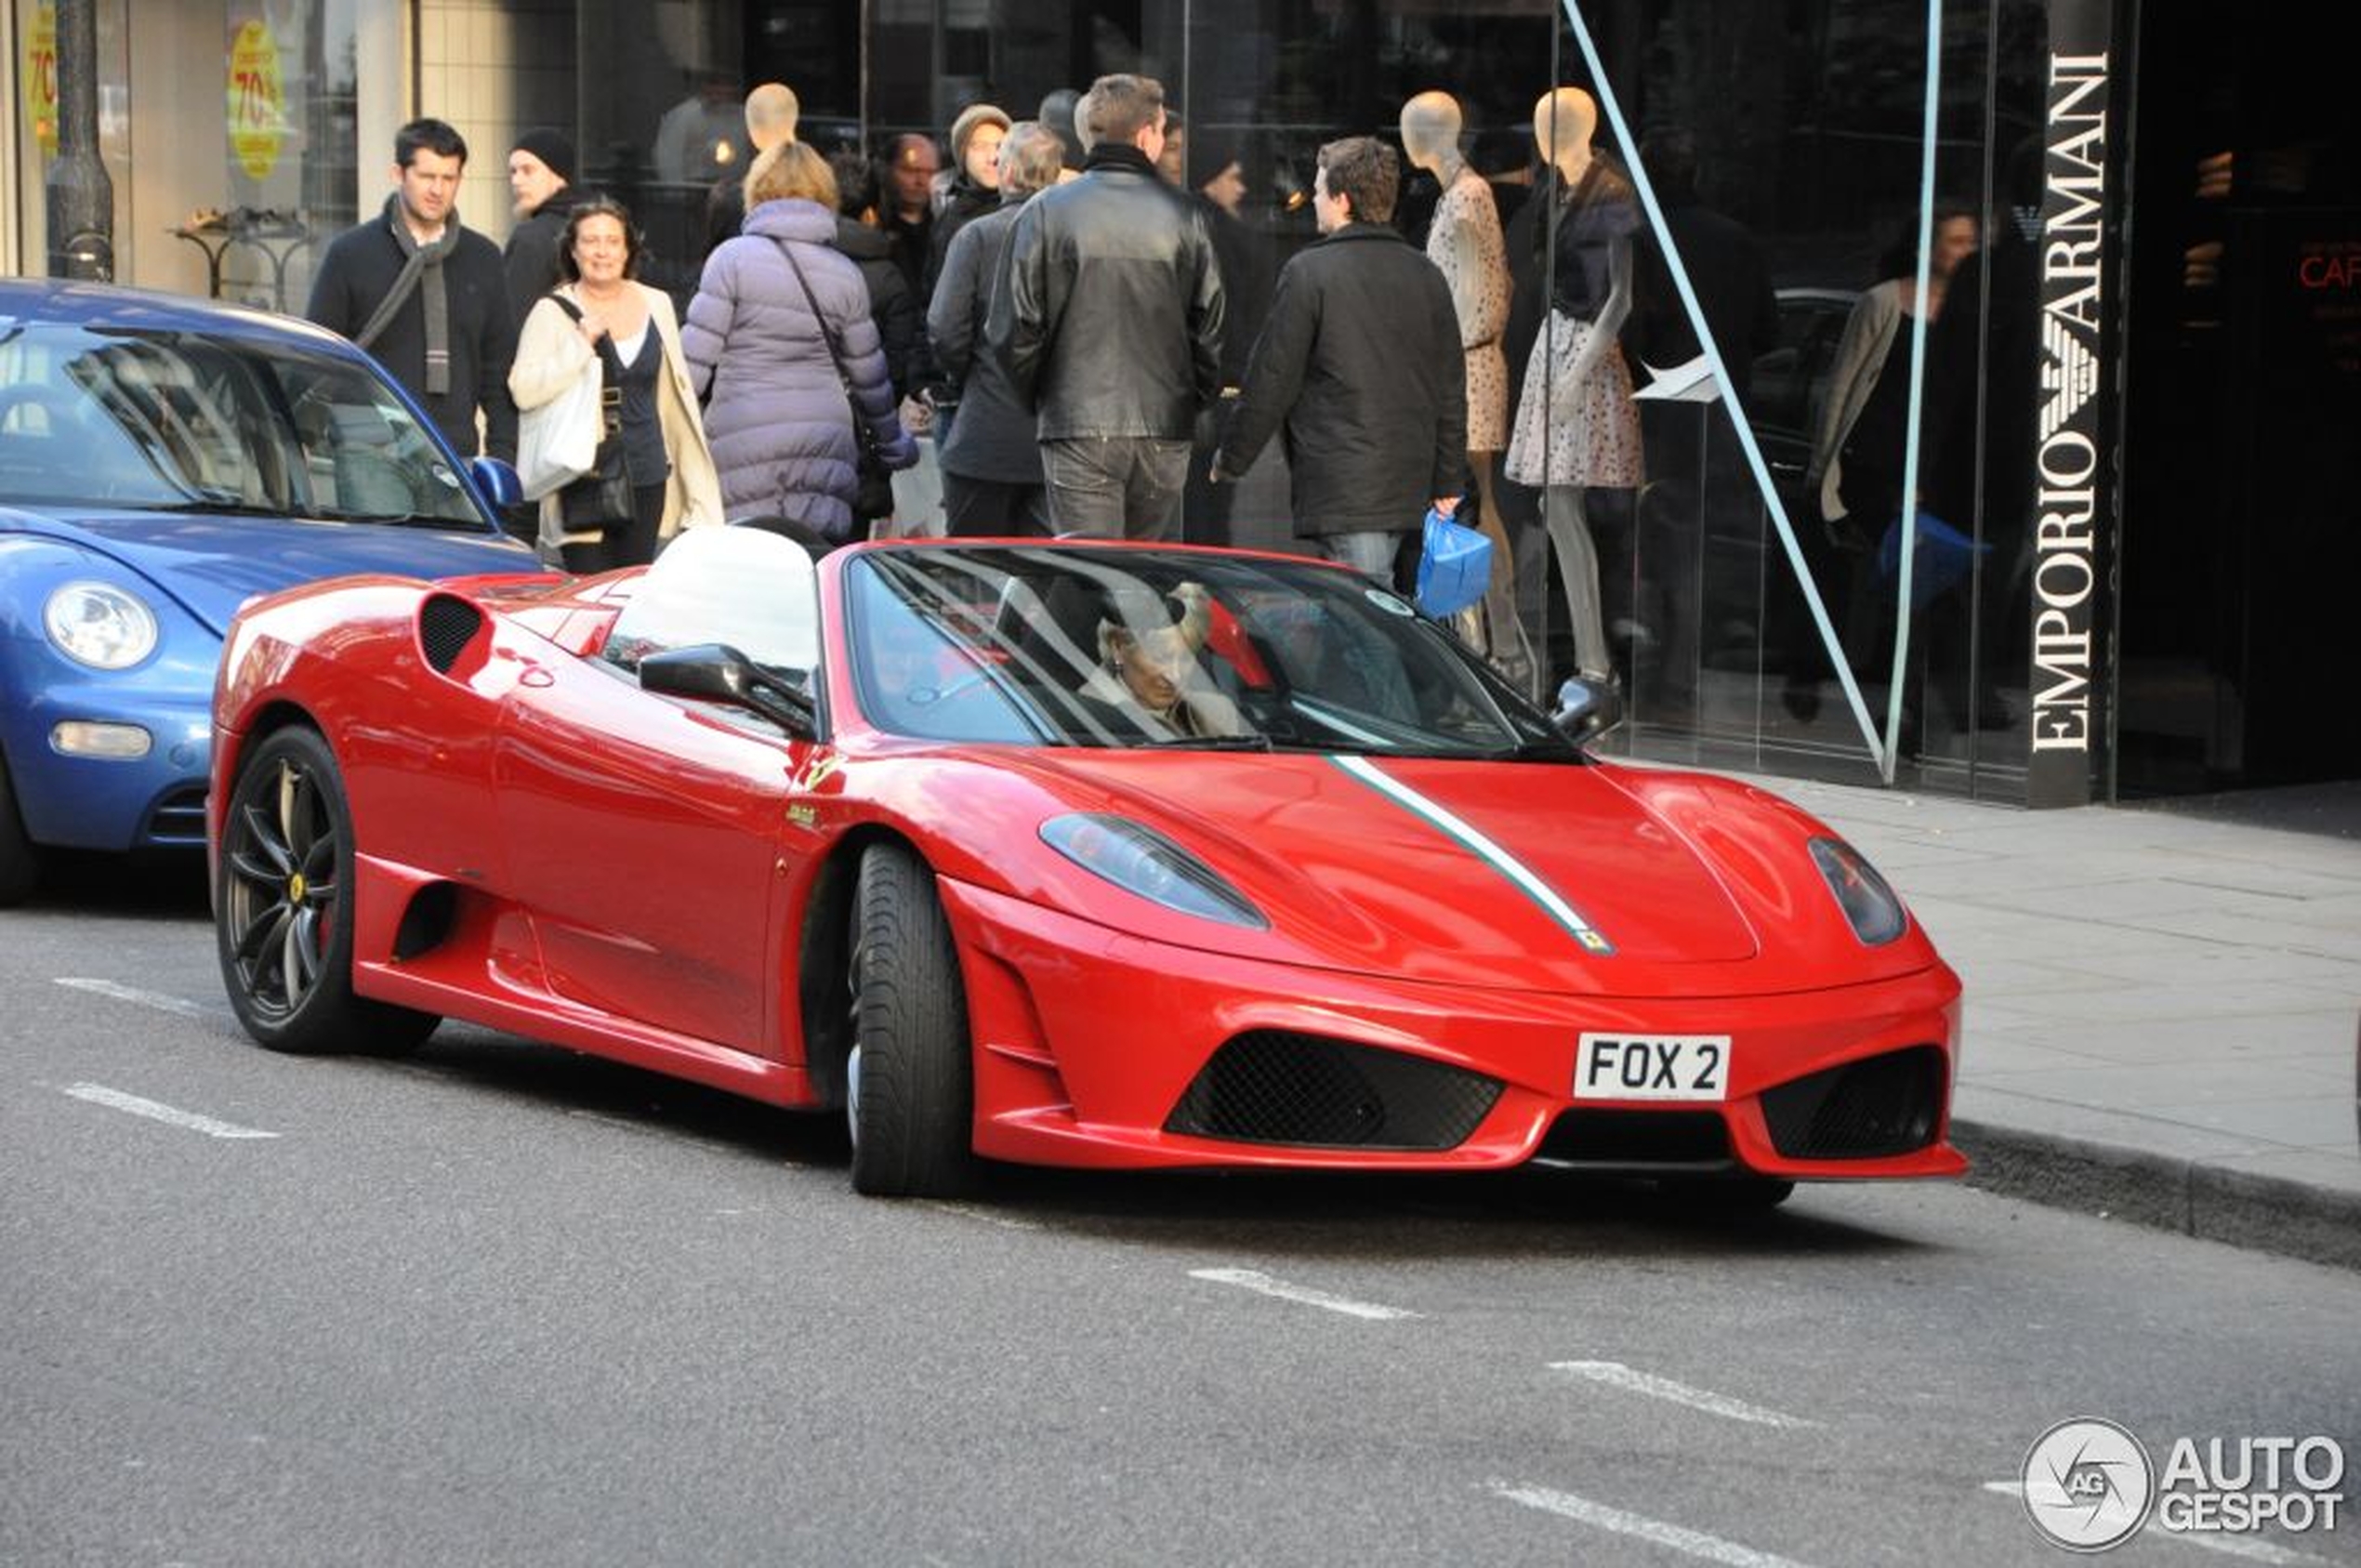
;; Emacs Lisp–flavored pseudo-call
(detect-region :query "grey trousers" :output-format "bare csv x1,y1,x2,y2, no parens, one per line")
1041,436,1191,539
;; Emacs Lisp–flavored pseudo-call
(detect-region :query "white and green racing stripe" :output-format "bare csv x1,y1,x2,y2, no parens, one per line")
1326,754,1615,955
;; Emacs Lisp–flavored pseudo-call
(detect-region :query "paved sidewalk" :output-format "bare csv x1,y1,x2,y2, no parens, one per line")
1709,768,2361,1270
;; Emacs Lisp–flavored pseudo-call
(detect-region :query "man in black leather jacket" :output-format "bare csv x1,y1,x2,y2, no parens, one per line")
986,73,1225,539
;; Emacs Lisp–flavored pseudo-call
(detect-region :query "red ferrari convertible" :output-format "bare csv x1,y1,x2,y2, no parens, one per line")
208,527,1964,1202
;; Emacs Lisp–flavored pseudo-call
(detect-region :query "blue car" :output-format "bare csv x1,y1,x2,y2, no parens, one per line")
0,279,540,902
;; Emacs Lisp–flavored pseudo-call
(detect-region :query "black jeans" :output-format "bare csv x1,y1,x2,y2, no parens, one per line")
561,481,667,573
942,472,1051,537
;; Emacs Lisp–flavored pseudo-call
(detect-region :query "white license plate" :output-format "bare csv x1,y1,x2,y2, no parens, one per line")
1574,1033,1732,1101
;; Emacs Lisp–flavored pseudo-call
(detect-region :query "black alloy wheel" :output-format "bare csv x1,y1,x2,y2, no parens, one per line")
845,842,977,1197
216,725,437,1055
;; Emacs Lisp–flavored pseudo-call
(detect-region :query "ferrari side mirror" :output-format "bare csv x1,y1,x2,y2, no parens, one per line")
1552,675,1624,743
640,642,815,736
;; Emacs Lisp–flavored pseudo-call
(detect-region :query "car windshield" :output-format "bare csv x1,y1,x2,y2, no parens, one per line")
0,322,483,526
844,545,1582,759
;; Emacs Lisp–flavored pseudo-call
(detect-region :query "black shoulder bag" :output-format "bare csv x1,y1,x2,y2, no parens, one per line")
772,240,894,520
546,294,636,534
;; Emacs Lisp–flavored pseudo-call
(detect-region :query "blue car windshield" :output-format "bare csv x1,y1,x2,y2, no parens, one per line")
844,545,1580,759
0,322,482,525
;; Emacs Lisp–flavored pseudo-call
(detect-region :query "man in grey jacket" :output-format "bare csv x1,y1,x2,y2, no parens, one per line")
928,122,1065,534
987,73,1224,540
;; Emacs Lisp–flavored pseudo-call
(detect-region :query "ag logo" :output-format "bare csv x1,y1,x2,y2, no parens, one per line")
2023,1417,2154,1552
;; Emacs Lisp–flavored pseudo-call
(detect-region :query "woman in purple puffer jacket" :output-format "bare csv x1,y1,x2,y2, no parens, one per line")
683,141,917,539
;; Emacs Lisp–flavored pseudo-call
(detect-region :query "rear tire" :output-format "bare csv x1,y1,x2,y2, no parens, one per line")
216,726,438,1056
0,756,38,906
846,843,976,1197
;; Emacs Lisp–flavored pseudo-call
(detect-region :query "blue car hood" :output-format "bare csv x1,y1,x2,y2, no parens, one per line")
8,508,536,635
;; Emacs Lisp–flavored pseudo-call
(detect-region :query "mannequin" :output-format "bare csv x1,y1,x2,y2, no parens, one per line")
1400,89,1532,687
1503,86,1644,692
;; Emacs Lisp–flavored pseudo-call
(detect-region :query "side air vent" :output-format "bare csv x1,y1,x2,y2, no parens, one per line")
418,595,484,674
1165,1032,1502,1150
1760,1044,1947,1160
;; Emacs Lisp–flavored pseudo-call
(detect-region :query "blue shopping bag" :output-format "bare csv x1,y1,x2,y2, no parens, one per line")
1878,508,1990,612
1415,506,1492,617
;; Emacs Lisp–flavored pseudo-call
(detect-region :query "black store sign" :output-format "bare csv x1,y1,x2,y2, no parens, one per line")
2027,2,2115,807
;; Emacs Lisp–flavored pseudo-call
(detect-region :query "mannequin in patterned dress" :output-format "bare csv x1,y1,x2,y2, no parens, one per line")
1504,86,1644,693
1401,90,1533,688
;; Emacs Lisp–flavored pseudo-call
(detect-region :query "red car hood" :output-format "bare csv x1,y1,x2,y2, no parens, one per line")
964,751,1795,992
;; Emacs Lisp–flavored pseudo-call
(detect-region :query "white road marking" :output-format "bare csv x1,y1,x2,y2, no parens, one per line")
55,976,225,1022
1187,1268,1420,1321
1488,1480,1820,1568
917,1201,1043,1232
62,1083,278,1140
1549,1360,1821,1430
1982,1482,2338,1564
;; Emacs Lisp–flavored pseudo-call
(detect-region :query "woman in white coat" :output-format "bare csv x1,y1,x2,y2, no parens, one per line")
509,196,723,571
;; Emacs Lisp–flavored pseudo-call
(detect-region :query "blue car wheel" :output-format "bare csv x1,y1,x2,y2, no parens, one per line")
0,755,38,904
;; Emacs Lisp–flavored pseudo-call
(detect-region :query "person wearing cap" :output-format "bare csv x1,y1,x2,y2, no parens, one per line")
923,102,1010,296
504,126,583,321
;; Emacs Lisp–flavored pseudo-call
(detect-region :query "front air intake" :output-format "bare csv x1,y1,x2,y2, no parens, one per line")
418,595,484,674
1760,1044,1947,1160
1164,1032,1502,1150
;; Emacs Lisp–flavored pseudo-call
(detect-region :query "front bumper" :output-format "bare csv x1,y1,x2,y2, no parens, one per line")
941,879,1965,1181
4,684,213,851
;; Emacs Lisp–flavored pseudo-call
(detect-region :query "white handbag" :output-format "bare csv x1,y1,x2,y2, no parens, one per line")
516,351,600,501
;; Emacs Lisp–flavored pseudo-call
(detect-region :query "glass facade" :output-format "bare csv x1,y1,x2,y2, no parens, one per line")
829,0,2059,801
16,0,2346,804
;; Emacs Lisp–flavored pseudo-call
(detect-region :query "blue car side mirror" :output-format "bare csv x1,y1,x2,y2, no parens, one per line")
468,455,523,509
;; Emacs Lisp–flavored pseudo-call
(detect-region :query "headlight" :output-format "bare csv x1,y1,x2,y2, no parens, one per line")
1040,813,1266,929
45,581,159,670
1809,837,1907,945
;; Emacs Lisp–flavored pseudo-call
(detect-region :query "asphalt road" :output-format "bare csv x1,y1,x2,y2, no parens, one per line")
6,856,2358,1568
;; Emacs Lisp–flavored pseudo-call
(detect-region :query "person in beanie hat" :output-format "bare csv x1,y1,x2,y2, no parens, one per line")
503,126,584,320
924,102,1011,296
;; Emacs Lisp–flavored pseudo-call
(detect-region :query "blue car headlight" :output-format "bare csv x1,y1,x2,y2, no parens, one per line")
1809,837,1907,945
45,580,159,670
1040,813,1266,929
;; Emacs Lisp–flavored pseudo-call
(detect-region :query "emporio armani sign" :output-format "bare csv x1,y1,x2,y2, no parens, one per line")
2030,51,2109,765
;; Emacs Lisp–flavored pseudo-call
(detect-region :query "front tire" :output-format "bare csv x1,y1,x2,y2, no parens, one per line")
0,755,39,906
216,725,437,1056
846,843,976,1197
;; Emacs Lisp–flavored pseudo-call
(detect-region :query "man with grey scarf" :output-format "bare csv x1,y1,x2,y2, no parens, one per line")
307,117,520,463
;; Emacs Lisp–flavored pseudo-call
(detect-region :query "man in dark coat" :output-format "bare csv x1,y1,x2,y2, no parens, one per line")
988,73,1225,540
1212,136,1467,580
878,133,940,300
307,117,518,462
928,121,1064,535
825,150,925,531
501,126,583,322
